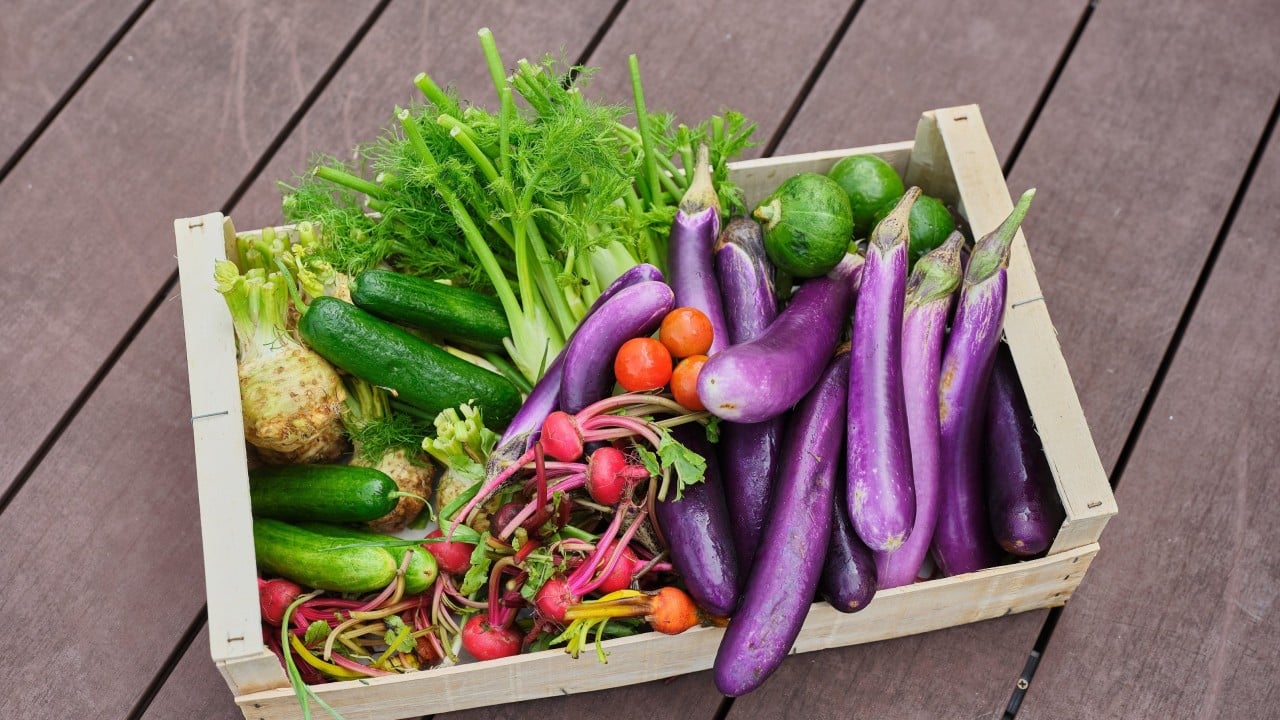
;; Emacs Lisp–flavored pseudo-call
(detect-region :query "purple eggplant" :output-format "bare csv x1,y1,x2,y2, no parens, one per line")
876,233,963,588
847,190,919,552
985,342,1065,556
714,216,783,574
822,485,878,612
698,253,864,423
713,346,849,697
668,144,730,355
934,189,1036,576
498,265,664,450
655,423,739,616
558,280,674,414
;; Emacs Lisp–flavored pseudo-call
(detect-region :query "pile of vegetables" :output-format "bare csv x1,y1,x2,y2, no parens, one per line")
213,28,1065,717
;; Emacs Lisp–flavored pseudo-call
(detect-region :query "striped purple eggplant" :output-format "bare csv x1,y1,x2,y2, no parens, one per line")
713,216,783,574
497,264,664,451
668,144,730,355
698,253,864,423
656,423,739,616
985,342,1065,556
559,280,674,414
847,189,920,552
875,232,963,587
714,346,849,697
934,189,1036,576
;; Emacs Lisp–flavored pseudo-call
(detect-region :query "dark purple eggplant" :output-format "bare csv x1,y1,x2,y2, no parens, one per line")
713,346,849,697
714,215,783,575
985,342,1065,556
655,424,739,617
498,264,664,451
847,189,919,552
558,280,674,414
698,253,864,423
876,233,963,588
822,486,878,612
934,190,1035,576
668,144,730,355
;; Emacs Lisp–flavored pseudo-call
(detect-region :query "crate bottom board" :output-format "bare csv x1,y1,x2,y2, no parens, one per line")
232,542,1096,720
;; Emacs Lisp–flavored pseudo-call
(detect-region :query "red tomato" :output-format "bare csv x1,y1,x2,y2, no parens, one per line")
671,355,708,411
659,307,714,358
614,338,673,392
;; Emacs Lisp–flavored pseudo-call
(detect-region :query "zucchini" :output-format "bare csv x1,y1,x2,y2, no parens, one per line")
352,270,510,351
249,464,401,523
253,518,397,593
299,297,521,430
297,522,438,595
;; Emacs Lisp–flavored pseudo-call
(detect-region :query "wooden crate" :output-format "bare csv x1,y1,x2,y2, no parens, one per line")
174,105,1117,720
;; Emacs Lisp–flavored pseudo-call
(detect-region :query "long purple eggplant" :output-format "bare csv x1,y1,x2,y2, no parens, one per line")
934,189,1036,576
985,342,1065,556
668,144,730,355
714,216,782,575
559,280,674,414
698,253,864,423
498,264,664,450
847,189,919,552
655,423,739,616
714,346,849,697
876,233,964,588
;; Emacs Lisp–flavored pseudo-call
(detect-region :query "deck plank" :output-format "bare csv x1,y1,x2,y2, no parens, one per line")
143,624,249,720
1003,0,1280,470
0,0,146,167
0,0,379,497
1018,118,1280,720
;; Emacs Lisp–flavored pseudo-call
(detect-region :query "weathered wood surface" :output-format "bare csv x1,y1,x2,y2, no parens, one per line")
0,0,145,166
0,0,379,496
1018,119,1280,720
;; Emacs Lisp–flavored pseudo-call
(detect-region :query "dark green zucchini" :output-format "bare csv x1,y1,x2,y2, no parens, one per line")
352,270,510,351
249,464,400,523
298,297,521,430
297,522,438,595
253,518,397,593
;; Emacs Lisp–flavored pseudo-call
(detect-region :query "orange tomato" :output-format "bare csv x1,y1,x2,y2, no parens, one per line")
614,338,673,392
659,307,714,358
671,354,708,411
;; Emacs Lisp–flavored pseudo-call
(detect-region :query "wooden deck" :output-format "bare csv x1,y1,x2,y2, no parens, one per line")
2,1,1276,717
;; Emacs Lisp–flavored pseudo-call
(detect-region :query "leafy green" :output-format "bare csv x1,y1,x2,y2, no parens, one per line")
382,616,417,654
459,533,493,596
656,426,707,501
303,621,331,647
423,403,498,486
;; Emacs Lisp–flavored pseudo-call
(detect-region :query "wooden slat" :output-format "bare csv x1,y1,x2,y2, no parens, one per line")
126,2,623,717
0,0,379,496
0,0,145,166
1017,116,1280,720
1003,0,1280,470
562,0,855,159
777,0,1088,159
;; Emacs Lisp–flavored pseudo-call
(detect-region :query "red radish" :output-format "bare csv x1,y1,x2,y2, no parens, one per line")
595,543,641,593
587,447,629,505
258,578,303,627
424,528,475,576
534,575,576,624
541,411,583,462
461,615,522,660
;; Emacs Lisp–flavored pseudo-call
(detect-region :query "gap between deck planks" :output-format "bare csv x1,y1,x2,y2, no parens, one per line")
1017,100,1280,720
0,0,151,177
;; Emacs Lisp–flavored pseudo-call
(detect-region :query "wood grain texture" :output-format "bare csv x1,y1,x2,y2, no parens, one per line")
0,0,145,165
143,625,250,720
1017,122,1280,720
0,0,378,497
1003,0,1280,470
778,0,1088,159
577,0,855,159
234,0,618,231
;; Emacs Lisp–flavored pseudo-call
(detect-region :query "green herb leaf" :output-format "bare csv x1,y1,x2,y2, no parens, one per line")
634,445,660,476
703,416,722,444
459,533,493,596
303,621,331,646
383,615,416,654
656,427,707,501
